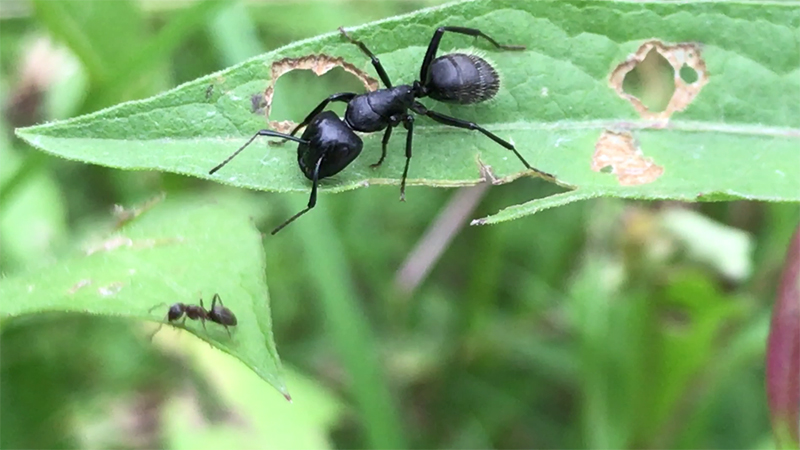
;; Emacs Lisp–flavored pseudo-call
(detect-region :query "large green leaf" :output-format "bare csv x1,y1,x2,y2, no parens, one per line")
15,0,800,222
0,195,288,398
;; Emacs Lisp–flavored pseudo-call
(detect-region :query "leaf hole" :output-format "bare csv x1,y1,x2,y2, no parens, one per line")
591,130,663,186
621,48,675,112
679,64,699,84
269,67,367,123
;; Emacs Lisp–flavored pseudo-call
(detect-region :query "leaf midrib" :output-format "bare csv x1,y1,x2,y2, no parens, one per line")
21,119,800,141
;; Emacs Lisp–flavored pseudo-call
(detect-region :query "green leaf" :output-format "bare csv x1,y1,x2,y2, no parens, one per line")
0,195,288,398
164,342,342,450
15,0,800,223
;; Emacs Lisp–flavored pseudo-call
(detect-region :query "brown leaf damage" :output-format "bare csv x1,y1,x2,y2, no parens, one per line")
610,40,708,121
262,55,379,133
592,130,663,186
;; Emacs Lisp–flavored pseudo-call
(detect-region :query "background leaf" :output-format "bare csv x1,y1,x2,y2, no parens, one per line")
15,0,799,224
0,195,288,398
162,339,342,450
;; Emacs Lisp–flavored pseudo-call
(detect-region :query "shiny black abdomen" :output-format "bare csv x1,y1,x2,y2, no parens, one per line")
210,306,237,326
298,111,364,180
425,53,499,104
345,86,415,132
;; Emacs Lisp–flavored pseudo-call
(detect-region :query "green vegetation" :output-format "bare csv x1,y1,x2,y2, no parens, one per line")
1,0,798,449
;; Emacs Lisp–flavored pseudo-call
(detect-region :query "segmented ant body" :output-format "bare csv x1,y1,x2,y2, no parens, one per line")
210,26,553,234
149,293,237,338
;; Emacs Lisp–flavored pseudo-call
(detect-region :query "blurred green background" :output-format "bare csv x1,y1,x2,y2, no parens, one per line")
1,1,798,449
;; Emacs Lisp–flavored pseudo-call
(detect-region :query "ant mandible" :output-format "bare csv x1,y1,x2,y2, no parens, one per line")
148,293,237,338
210,26,555,234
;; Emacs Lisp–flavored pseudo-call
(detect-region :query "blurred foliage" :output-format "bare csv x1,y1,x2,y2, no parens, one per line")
1,1,798,449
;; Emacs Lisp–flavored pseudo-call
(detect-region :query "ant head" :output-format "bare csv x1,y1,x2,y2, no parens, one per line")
298,111,363,180
167,303,186,321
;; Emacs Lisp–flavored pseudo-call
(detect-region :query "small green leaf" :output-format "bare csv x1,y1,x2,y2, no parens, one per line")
15,0,800,223
0,195,288,398
165,344,342,450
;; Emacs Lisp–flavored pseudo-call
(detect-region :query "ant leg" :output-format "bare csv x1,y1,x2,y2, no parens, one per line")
271,156,324,234
209,130,308,175
210,293,231,313
414,103,554,180
199,297,208,330
371,126,393,168
399,115,415,201
288,92,357,137
339,27,393,88
419,26,525,83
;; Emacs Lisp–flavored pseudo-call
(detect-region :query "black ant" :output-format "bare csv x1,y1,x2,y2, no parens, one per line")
148,293,237,338
210,26,555,234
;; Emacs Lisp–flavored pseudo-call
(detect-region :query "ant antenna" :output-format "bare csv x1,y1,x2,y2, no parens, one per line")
148,302,167,314
209,130,309,175
147,302,171,341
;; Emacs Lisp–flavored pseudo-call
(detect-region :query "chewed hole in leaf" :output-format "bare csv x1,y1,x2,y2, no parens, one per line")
621,48,675,112
270,67,367,124
263,54,379,133
679,64,699,83
591,130,663,186
609,40,708,121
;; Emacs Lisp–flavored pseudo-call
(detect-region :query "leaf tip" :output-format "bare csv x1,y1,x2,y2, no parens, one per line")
13,125,44,150
13,125,32,139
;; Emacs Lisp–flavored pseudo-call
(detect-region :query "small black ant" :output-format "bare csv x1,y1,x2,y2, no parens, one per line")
148,293,237,338
210,26,554,234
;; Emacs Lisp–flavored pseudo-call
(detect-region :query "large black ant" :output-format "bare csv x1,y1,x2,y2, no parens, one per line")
148,293,237,338
210,26,554,234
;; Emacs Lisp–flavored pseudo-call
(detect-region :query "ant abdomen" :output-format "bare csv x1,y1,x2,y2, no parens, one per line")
298,111,363,179
425,53,500,104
